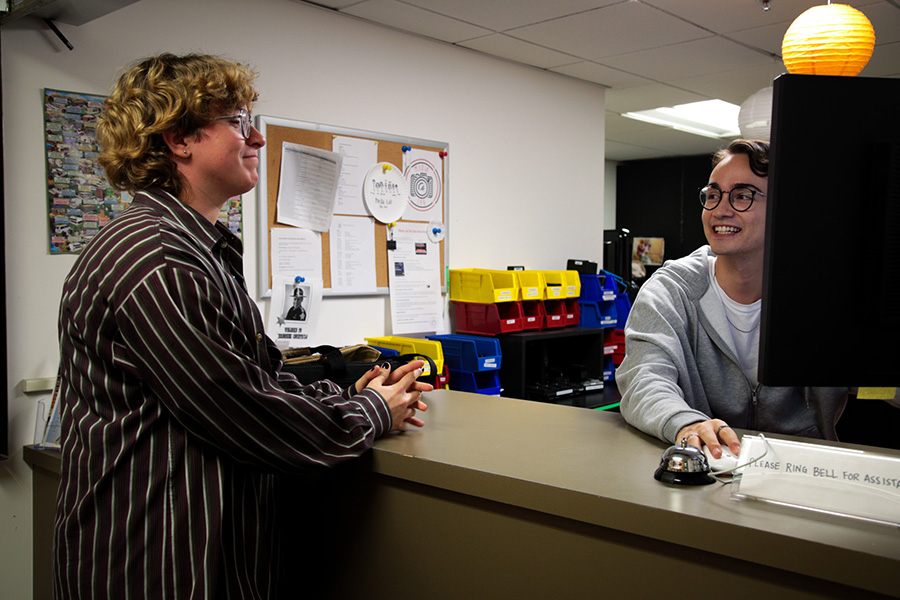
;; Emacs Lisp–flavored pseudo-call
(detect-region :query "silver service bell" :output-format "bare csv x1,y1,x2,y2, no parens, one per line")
654,438,715,485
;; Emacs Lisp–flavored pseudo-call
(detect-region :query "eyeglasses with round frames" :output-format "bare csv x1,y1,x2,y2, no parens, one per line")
699,185,766,212
211,108,252,139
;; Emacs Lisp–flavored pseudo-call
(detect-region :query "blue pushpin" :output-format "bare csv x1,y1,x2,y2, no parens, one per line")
294,275,305,283
402,145,411,152
432,227,441,235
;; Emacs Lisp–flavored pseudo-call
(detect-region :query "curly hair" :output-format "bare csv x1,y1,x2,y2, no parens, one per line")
712,139,769,178
96,53,259,196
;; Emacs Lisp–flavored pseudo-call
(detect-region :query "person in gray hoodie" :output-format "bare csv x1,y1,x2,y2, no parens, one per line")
616,139,848,462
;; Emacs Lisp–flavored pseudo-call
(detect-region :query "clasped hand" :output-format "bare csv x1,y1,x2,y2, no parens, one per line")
355,360,431,432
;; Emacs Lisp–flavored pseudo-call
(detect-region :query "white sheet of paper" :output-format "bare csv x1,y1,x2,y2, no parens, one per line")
333,135,377,216
276,141,342,232
329,215,377,294
403,148,443,222
270,227,323,283
268,275,324,348
388,221,442,335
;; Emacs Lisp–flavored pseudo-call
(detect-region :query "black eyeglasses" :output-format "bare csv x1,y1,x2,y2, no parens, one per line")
699,185,766,212
211,108,251,139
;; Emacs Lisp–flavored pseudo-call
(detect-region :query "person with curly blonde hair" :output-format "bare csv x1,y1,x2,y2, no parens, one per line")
97,52,260,201
55,53,429,599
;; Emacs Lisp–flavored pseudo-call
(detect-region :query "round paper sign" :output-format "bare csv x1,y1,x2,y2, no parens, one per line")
405,157,442,212
363,162,407,223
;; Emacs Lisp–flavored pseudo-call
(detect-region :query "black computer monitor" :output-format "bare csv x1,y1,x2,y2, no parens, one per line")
759,73,900,387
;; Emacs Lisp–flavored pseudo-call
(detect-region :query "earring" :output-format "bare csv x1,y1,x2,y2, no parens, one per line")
183,150,188,155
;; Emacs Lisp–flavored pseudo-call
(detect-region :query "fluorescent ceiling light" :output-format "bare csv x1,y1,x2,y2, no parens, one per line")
622,99,741,139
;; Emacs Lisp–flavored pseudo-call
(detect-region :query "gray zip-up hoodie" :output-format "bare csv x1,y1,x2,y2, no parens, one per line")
616,246,848,444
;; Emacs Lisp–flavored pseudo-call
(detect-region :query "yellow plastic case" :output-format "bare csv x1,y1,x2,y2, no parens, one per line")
364,336,445,377
449,269,519,303
540,270,581,299
513,270,545,301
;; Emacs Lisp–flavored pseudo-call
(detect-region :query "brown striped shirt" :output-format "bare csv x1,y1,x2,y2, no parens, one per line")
53,189,391,599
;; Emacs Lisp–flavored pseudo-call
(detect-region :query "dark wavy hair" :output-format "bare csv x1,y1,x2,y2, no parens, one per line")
712,139,769,178
96,53,259,197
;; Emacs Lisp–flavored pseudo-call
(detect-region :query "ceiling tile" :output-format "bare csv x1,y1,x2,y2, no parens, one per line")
399,0,620,32
867,2,900,45
861,41,900,77
604,84,707,114
295,0,362,8
605,111,662,138
613,126,724,158
509,2,712,60
600,37,775,82
727,21,793,56
671,62,785,106
341,0,492,43
550,61,652,88
605,139,671,162
458,34,580,69
640,0,812,34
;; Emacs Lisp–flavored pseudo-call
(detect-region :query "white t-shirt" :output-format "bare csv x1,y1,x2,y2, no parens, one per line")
708,256,760,386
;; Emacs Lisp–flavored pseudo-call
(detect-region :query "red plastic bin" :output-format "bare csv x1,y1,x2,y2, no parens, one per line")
542,299,568,329
453,301,524,335
564,298,581,326
521,301,545,331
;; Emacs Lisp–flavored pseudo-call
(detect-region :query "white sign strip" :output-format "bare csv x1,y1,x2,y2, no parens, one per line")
732,435,900,526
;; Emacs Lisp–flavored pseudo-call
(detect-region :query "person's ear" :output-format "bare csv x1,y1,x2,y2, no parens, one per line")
162,130,191,159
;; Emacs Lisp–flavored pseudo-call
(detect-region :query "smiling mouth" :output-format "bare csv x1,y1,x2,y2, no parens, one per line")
713,225,741,234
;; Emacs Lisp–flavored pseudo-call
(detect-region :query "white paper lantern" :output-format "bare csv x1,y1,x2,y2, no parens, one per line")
738,86,774,141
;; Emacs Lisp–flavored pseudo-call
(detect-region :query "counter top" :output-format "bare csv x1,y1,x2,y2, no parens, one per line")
367,389,900,597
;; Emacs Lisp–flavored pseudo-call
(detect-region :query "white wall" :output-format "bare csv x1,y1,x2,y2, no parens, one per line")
1,0,606,595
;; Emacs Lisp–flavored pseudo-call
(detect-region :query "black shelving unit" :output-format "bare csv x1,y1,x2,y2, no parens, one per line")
498,327,617,409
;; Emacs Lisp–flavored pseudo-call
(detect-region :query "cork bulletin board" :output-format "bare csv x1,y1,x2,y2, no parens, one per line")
255,115,448,297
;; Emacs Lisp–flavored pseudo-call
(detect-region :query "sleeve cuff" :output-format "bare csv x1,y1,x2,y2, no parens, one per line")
348,387,392,438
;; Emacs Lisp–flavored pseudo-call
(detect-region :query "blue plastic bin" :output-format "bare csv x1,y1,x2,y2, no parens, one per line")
426,334,501,372
579,271,619,303
615,293,632,329
369,346,399,357
578,301,617,329
450,369,502,395
603,356,615,382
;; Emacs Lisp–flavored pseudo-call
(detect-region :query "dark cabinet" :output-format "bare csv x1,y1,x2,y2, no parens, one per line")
498,328,617,409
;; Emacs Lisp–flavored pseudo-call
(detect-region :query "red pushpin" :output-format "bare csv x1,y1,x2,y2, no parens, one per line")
439,151,448,158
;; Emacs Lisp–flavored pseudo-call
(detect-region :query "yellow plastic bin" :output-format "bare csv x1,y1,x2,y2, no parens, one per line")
514,270,545,301
364,336,445,377
561,270,581,298
540,270,581,299
449,269,519,303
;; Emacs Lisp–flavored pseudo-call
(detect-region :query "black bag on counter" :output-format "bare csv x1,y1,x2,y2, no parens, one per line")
282,344,437,389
